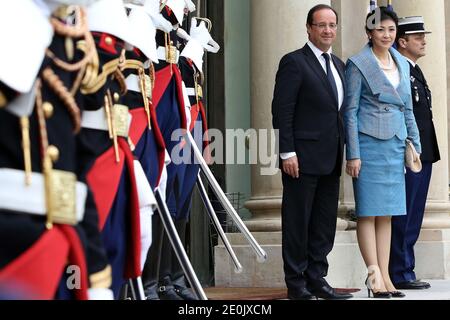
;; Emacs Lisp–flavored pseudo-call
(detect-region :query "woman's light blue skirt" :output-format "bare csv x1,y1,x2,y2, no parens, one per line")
353,133,407,217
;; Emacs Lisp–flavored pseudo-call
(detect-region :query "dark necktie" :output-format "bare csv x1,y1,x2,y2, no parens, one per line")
322,53,339,104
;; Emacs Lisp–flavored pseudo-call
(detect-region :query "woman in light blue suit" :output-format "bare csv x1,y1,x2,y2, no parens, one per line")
343,7,421,298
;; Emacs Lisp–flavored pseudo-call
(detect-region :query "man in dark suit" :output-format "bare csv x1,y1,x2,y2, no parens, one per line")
271,4,351,300
390,16,440,290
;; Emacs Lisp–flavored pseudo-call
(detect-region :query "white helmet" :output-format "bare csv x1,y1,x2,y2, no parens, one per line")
126,4,159,63
1,0,53,93
87,0,135,45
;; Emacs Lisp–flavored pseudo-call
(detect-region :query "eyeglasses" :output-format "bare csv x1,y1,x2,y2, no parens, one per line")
311,23,338,30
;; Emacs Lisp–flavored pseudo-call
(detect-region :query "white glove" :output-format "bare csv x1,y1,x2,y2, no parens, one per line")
177,27,191,42
189,18,220,53
184,0,196,13
88,288,114,300
180,37,204,71
145,0,173,33
165,0,185,25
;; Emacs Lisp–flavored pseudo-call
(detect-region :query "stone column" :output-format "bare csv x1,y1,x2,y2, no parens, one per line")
245,0,352,232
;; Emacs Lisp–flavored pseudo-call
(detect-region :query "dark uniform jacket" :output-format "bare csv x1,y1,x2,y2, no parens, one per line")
409,63,440,163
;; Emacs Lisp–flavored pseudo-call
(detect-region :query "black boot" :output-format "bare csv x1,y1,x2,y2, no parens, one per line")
171,219,199,300
141,214,163,300
157,231,184,300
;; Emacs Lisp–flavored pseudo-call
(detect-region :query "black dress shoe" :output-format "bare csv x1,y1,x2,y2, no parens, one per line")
158,285,184,300
172,276,199,300
309,284,353,300
174,285,199,300
144,285,160,300
287,288,314,300
394,280,431,290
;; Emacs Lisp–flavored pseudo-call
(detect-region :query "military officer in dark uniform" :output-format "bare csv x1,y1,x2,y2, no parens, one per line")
390,16,440,290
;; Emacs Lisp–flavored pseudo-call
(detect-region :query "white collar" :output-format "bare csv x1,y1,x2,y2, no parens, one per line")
406,57,417,68
307,41,332,60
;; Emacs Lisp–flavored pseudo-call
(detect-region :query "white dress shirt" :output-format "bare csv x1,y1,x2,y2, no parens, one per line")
280,42,344,161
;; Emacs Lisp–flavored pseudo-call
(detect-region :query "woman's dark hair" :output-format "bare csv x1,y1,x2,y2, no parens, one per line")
307,4,339,26
365,6,398,32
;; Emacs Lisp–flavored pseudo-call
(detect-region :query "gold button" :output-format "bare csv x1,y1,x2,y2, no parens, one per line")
105,36,113,46
113,92,120,103
42,102,54,118
47,145,60,162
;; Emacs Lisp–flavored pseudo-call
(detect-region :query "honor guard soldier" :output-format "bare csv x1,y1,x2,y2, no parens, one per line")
121,0,165,294
0,0,111,300
390,16,441,291
141,0,193,300
166,17,220,300
78,0,147,299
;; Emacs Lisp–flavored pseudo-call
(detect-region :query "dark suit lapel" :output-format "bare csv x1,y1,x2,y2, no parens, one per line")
302,44,338,108
409,62,426,85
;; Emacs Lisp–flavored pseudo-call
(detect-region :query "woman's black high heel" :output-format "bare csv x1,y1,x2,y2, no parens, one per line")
365,277,392,299
389,291,406,298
